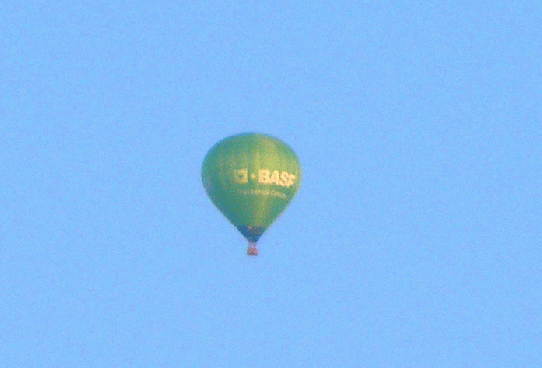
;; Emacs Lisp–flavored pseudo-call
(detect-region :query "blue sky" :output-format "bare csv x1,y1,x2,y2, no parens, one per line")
1,1,541,367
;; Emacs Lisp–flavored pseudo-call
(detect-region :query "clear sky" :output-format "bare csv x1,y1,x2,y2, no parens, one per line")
1,1,541,367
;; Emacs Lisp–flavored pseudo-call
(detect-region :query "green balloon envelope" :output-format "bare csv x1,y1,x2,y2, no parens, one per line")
202,133,301,245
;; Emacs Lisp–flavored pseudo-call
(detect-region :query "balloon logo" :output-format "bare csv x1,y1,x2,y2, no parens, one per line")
202,133,301,256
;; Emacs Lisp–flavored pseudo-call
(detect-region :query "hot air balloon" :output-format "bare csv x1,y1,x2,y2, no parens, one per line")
202,133,301,256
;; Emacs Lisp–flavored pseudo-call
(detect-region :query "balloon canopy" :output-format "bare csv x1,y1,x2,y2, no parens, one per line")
202,133,301,256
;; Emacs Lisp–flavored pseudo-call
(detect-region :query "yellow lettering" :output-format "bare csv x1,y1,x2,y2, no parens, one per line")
258,169,270,184
234,169,248,183
279,171,289,186
288,174,296,187
270,170,280,185
257,169,297,187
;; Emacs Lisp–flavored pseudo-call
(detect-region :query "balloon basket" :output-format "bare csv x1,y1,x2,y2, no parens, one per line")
247,246,258,256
